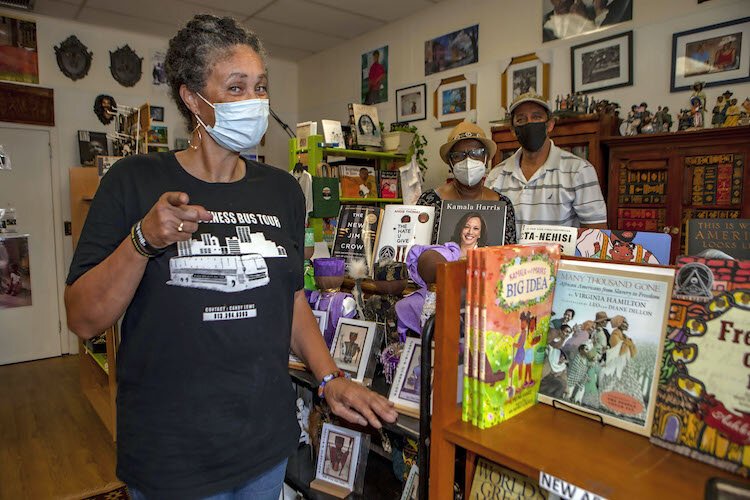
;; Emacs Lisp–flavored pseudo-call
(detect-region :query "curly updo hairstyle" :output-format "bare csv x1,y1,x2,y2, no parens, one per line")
165,14,267,130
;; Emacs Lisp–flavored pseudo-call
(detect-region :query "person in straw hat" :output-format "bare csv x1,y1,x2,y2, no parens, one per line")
417,120,517,247
486,92,607,235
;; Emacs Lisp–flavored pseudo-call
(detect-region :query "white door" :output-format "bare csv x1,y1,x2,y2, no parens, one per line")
0,127,62,365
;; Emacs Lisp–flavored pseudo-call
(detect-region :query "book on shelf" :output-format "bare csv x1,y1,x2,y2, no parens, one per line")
650,256,750,476
685,218,750,259
537,258,675,436
349,103,381,148
519,224,578,256
322,119,345,162
340,165,377,199
373,205,435,264
296,121,317,149
575,228,672,265
331,204,383,276
469,457,547,499
466,244,561,429
311,176,340,218
436,200,508,251
378,170,399,199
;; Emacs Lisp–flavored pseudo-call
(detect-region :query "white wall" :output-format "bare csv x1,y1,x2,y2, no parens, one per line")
297,0,750,190
0,7,297,352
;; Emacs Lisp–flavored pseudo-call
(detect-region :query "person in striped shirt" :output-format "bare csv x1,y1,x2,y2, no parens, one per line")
487,92,607,234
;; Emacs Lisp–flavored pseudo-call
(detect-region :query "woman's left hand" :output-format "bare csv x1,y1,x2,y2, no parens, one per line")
324,378,398,429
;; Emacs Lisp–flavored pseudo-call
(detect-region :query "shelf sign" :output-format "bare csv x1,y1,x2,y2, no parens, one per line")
539,471,607,500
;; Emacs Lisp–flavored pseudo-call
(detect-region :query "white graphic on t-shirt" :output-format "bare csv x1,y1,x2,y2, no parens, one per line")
167,226,286,293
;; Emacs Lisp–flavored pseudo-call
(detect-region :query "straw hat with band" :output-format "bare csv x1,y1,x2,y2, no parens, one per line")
439,121,497,165
508,92,552,116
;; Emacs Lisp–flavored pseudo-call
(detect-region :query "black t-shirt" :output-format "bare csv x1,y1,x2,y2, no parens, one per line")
67,153,304,499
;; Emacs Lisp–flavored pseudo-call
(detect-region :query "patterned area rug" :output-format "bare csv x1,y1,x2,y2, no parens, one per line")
80,485,129,500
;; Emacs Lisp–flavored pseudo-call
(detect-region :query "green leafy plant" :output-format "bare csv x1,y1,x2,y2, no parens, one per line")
390,122,428,180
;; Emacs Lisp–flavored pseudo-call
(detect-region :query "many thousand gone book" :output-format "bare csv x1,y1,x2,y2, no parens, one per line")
464,244,561,429
650,256,750,477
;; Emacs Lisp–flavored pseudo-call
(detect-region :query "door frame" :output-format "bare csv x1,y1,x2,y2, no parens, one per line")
0,122,70,355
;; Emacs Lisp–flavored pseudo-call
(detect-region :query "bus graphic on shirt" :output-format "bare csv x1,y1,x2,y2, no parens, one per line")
167,226,286,293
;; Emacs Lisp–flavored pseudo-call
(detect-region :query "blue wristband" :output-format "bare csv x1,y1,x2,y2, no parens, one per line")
318,369,350,399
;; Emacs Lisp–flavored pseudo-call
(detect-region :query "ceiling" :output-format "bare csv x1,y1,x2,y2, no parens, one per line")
30,0,445,61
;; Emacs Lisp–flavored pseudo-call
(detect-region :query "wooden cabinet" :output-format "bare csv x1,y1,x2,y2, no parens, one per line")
603,126,750,263
69,167,118,440
428,260,746,499
490,113,619,193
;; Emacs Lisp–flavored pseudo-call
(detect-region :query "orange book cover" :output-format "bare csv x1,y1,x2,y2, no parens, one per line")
476,244,560,429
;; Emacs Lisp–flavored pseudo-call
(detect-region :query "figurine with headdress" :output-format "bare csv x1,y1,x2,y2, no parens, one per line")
307,257,357,347
724,97,741,127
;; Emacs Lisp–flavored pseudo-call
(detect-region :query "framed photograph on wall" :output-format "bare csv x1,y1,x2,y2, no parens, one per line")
424,24,479,76
432,72,477,128
149,105,164,122
362,46,388,105
395,84,427,123
670,17,750,92
329,318,378,383
501,53,549,111
571,31,633,93
542,0,633,42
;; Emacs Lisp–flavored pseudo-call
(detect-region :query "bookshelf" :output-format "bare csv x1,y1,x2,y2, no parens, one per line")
289,135,408,172
428,260,747,499
69,167,119,440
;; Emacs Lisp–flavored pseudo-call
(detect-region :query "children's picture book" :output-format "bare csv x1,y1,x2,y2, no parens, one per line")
472,244,561,429
538,259,675,436
374,205,435,264
436,200,508,258
331,205,383,276
470,457,547,499
349,103,381,147
147,125,168,145
685,218,750,259
650,256,750,476
519,224,578,256
575,228,671,265
388,337,422,418
78,130,110,166
340,165,377,199
322,119,345,162
379,170,399,199
296,120,317,149
462,250,475,423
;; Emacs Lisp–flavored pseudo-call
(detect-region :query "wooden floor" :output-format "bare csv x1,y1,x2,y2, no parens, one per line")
0,355,121,500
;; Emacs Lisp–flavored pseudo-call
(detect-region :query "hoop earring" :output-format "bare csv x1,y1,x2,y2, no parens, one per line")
188,124,202,151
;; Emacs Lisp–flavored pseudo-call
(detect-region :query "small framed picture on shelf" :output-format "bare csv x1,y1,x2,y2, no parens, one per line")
296,121,317,149
395,83,427,123
329,318,378,383
149,105,164,122
432,72,476,128
289,310,328,370
311,423,367,498
571,31,633,94
670,17,750,92
501,53,549,110
147,125,168,145
400,464,419,500
388,337,422,418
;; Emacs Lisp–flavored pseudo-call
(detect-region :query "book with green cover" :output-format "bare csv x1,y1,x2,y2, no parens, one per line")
476,244,560,429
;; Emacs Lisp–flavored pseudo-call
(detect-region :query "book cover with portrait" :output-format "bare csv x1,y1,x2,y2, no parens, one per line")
340,165,377,199
331,205,383,276
436,200,507,258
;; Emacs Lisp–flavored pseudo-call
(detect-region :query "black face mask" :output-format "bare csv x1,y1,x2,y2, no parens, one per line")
513,122,548,152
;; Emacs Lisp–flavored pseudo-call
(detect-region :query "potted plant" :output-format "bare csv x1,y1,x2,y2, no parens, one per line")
387,122,428,180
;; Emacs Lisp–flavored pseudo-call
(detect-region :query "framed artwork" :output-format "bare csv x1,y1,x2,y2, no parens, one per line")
313,423,362,494
361,46,388,105
0,235,32,309
399,464,419,500
571,31,633,94
670,17,750,92
542,0,633,42
350,103,381,147
329,318,377,383
501,54,549,111
395,84,427,123
424,25,479,76
78,130,110,166
147,125,168,145
152,50,167,86
388,337,422,418
432,73,477,128
150,105,164,122
289,310,327,369
0,16,39,84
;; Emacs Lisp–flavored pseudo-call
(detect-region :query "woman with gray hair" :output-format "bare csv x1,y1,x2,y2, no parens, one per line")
64,14,396,499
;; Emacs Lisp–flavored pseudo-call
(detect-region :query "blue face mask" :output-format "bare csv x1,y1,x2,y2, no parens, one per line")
195,93,269,152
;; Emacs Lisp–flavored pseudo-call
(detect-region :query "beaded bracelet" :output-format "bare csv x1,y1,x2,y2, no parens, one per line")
317,369,350,399
130,220,166,258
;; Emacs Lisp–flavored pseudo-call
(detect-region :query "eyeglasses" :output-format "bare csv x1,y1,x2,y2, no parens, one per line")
448,147,486,163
